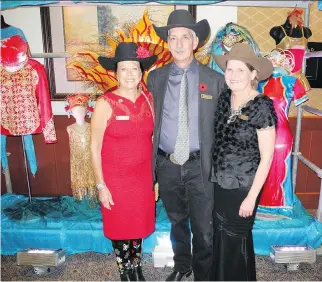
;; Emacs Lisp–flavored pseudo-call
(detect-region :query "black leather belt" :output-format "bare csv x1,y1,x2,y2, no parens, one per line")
158,148,200,163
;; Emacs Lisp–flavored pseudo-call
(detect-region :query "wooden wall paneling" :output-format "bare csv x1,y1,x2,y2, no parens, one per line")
294,130,311,194
53,116,74,196
3,136,28,195
1,116,321,209
297,194,319,210
302,130,322,208
290,117,322,208
25,132,57,196
289,118,310,194
307,130,322,193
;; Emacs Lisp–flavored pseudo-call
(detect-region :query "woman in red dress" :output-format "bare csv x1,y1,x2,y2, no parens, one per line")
91,42,157,281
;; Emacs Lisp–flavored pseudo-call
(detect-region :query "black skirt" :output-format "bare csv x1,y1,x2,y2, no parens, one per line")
210,184,258,281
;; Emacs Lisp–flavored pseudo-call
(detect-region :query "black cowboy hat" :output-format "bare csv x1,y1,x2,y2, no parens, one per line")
153,10,210,47
98,42,157,71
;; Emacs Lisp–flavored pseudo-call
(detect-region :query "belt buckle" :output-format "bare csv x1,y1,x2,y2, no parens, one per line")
169,153,179,165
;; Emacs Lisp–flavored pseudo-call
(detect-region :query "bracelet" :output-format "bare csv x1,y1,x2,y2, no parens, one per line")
96,183,106,190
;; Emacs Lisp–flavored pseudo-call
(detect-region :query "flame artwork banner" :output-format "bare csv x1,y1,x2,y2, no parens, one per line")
64,6,173,93
64,6,209,93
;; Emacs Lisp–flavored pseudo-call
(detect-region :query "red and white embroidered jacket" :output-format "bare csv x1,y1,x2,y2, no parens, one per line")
1,58,57,143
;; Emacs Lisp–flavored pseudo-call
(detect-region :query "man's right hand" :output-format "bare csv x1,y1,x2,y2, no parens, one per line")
99,186,114,210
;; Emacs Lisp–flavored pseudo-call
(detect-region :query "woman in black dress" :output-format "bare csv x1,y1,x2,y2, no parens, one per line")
210,43,277,281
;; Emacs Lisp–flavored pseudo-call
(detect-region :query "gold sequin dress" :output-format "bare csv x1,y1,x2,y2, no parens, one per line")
67,123,97,202
276,26,311,91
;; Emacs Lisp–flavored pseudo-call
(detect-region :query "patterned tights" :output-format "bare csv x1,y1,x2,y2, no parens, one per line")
112,239,142,274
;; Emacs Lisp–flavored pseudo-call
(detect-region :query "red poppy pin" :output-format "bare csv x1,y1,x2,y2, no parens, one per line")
199,83,208,91
200,83,212,100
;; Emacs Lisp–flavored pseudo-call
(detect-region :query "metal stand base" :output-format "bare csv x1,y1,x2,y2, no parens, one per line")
286,263,300,271
21,136,32,202
33,267,52,275
3,164,13,193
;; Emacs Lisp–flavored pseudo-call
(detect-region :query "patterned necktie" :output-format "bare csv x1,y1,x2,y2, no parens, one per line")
174,69,189,165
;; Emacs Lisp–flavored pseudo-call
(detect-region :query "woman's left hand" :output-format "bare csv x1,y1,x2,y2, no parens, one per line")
239,195,257,218
154,183,159,201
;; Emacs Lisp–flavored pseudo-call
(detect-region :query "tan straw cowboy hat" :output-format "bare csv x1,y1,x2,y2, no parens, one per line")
214,43,273,80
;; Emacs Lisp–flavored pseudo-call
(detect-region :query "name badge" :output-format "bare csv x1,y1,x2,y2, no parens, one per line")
238,114,249,121
201,94,213,100
116,115,130,120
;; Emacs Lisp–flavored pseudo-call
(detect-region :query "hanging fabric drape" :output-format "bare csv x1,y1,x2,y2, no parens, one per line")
0,135,8,170
23,135,38,176
318,0,322,10
1,0,226,11
0,135,38,176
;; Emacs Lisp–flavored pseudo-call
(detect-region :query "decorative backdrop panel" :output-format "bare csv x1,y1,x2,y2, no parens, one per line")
1,0,225,10
237,6,302,53
309,1,322,42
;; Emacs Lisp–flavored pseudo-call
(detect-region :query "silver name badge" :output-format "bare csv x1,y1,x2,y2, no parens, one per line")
116,115,130,120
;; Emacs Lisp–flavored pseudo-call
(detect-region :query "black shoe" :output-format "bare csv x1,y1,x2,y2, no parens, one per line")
165,270,192,281
120,271,132,281
132,266,146,281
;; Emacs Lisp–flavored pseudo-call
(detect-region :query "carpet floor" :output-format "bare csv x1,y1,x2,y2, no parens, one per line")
1,252,321,281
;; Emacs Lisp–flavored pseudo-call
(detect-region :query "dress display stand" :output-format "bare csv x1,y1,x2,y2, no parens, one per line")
22,136,32,202
1,35,57,221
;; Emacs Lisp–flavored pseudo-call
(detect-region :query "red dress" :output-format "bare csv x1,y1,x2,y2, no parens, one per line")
100,91,155,240
257,73,307,218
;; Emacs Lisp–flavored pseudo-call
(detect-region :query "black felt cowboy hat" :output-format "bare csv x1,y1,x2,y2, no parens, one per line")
98,42,157,71
153,10,210,47
214,43,273,80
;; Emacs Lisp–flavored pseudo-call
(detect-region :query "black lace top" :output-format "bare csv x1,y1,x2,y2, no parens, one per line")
210,89,277,190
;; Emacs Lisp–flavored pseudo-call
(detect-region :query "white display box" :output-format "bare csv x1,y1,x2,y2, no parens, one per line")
270,245,316,264
152,245,174,268
17,249,66,267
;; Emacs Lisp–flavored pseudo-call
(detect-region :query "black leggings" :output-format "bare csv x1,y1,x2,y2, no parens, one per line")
111,239,143,274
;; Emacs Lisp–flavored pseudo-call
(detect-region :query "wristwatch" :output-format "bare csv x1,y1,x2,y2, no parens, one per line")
96,183,106,190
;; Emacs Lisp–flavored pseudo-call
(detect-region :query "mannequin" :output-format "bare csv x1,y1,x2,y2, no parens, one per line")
270,9,312,91
1,35,56,143
270,10,312,45
0,14,31,55
1,35,56,181
256,49,308,219
70,106,88,132
0,32,37,196
1,15,10,29
66,94,97,204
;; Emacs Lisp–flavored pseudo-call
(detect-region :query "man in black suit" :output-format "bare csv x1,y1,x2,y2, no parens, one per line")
147,9,226,281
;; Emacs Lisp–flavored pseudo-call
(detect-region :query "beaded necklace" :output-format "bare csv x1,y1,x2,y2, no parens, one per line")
227,105,245,124
227,89,257,124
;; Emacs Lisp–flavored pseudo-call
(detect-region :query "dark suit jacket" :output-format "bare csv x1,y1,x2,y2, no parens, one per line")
147,62,226,196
